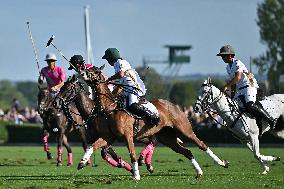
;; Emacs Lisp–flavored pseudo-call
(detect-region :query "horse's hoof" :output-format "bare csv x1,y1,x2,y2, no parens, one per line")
273,156,280,161
77,162,86,170
47,153,53,160
138,156,145,166
222,160,230,168
57,162,63,166
132,174,141,181
195,173,203,179
261,165,270,175
146,164,154,174
261,171,268,175
132,170,141,180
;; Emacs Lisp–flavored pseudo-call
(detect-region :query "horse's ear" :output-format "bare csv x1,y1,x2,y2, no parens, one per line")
99,64,105,71
207,77,212,84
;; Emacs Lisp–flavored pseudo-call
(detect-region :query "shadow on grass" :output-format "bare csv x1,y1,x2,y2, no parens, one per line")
0,172,197,180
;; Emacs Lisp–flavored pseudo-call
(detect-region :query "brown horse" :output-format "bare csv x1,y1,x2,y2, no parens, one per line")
37,86,90,166
62,67,229,180
55,79,140,174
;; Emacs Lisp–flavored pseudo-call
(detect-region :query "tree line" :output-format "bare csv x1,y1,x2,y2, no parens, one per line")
0,80,38,109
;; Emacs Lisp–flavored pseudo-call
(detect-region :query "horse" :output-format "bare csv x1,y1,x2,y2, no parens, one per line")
54,77,146,174
194,78,283,175
62,66,229,180
37,85,90,166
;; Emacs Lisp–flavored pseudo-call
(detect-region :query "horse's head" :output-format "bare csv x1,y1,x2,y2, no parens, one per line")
81,64,113,97
55,75,86,107
83,64,106,86
37,86,52,115
194,78,219,113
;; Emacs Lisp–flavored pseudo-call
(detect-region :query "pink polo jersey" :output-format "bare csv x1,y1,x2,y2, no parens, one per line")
41,66,66,91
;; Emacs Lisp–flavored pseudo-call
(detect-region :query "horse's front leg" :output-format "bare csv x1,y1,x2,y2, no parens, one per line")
138,136,157,174
62,134,73,166
78,145,94,170
56,131,64,166
78,127,92,166
100,146,133,174
124,131,140,180
42,129,53,160
249,134,270,175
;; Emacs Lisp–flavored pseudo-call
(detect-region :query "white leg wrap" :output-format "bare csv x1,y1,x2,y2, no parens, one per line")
262,165,269,175
132,162,140,180
81,146,93,164
259,155,277,162
206,147,224,166
191,158,203,175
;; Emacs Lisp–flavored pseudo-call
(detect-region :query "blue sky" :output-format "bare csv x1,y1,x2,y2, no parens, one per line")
0,0,265,81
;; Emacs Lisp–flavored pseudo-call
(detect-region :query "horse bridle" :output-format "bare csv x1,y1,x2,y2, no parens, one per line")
38,89,56,116
195,83,229,127
195,83,224,112
56,78,100,128
196,83,248,129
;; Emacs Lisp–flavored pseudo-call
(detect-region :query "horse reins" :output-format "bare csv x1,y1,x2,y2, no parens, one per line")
198,83,247,129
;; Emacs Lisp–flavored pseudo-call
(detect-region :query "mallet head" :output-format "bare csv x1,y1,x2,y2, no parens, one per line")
46,35,55,48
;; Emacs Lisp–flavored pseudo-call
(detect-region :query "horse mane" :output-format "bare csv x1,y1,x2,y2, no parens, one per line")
86,67,117,111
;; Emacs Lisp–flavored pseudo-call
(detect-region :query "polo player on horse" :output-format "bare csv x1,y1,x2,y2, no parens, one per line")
217,45,277,135
102,48,160,125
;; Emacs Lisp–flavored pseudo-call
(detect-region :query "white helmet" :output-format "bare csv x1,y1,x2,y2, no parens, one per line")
45,53,57,61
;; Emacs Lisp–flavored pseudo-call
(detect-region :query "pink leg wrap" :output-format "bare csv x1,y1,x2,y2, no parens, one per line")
118,159,132,172
42,135,49,152
68,153,73,165
103,155,118,167
145,146,155,165
140,142,154,158
57,145,63,162
87,159,92,165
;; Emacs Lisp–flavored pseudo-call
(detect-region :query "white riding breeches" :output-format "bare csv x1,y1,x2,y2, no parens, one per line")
234,87,257,108
127,93,139,106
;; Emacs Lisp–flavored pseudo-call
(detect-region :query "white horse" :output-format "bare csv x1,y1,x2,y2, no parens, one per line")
194,78,284,175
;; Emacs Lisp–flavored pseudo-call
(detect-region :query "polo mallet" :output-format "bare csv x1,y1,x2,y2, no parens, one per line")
45,35,78,71
26,21,41,75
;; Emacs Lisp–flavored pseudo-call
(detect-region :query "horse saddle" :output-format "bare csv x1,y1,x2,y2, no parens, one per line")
117,96,160,135
117,96,159,119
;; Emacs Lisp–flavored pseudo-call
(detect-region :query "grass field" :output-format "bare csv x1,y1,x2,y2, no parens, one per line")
0,145,283,189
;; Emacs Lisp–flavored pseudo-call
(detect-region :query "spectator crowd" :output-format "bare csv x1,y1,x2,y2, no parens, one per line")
0,99,222,128
183,105,223,129
0,98,42,125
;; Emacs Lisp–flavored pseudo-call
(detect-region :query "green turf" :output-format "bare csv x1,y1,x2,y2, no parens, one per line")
0,146,283,189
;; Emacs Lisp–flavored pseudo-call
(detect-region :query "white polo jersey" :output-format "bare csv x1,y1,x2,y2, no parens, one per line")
226,58,259,90
113,59,146,97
